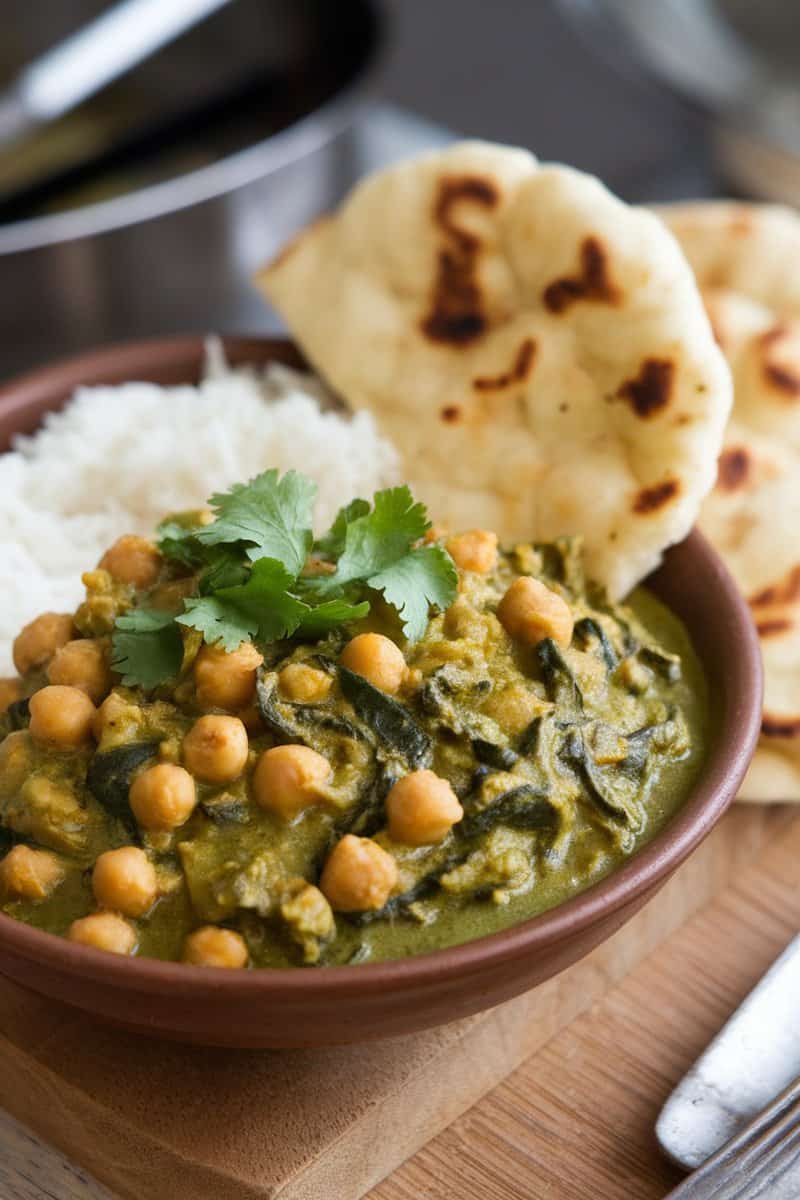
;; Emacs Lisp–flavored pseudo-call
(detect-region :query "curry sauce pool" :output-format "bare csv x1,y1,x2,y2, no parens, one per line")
0,473,707,968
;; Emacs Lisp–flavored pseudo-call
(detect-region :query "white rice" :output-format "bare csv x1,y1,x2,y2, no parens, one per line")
0,346,400,674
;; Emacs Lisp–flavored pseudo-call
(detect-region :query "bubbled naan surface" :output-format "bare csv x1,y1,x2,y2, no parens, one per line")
257,142,731,601
664,201,800,800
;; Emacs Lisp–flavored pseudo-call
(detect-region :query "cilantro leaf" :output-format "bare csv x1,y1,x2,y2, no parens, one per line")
177,558,309,651
317,486,431,589
369,545,459,641
156,513,219,568
157,520,204,567
295,597,370,638
196,470,316,575
198,545,250,593
111,608,184,689
313,498,370,559
158,524,250,593
310,485,455,639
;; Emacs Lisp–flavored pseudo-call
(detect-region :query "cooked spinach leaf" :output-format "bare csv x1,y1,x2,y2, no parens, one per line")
517,716,543,757
471,738,519,771
200,792,251,825
338,666,432,769
638,644,682,683
558,728,640,828
87,742,159,833
336,764,396,840
573,617,618,671
461,783,557,837
536,638,584,710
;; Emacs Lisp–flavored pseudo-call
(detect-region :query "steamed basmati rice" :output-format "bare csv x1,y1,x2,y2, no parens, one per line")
0,351,400,674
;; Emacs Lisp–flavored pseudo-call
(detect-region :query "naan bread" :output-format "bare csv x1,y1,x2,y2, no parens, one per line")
257,142,731,600
663,201,800,801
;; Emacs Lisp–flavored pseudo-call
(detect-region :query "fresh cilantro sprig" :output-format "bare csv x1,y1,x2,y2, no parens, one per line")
195,468,316,575
176,559,369,651
308,487,457,641
111,471,457,689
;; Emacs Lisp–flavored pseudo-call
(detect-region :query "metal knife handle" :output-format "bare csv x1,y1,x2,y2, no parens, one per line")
665,1077,800,1199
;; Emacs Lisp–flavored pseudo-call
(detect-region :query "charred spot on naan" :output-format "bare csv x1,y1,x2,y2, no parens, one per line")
632,479,680,515
616,358,674,419
440,405,461,424
542,237,620,314
756,618,794,639
759,325,800,398
472,339,537,391
762,713,800,739
421,175,500,347
749,566,800,610
716,446,750,491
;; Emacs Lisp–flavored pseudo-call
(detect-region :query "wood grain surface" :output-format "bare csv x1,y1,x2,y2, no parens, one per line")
0,806,794,1200
372,813,800,1200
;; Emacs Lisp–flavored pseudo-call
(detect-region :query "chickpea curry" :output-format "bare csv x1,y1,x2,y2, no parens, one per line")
0,472,707,968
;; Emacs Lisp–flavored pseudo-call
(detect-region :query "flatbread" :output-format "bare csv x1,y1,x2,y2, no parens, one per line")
663,201,800,801
257,142,731,600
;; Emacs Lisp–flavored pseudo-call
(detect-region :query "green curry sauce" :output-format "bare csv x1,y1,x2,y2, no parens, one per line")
0,536,707,967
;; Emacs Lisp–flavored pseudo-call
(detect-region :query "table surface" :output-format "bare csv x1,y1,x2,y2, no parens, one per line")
1,813,797,1200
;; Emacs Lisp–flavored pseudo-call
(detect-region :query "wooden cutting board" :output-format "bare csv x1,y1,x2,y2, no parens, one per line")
0,804,792,1200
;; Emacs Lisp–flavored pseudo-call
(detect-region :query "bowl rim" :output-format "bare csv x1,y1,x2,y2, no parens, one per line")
0,335,764,1000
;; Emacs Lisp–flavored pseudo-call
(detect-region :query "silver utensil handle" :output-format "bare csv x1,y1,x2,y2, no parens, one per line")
8,0,234,128
666,1078,800,1199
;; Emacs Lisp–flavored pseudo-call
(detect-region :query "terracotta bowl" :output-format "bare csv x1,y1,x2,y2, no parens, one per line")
0,337,763,1048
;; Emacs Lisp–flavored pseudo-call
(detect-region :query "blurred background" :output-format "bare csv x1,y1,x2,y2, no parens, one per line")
1,0,797,378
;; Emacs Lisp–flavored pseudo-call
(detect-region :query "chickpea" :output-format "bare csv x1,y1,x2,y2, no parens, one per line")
46,638,111,705
147,576,196,612
0,845,64,901
182,715,249,784
183,926,248,968
0,732,33,797
253,744,332,819
92,691,138,743
320,834,398,912
302,556,337,578
278,662,333,704
194,641,263,711
28,685,96,748
92,847,157,918
446,529,499,574
129,763,197,831
0,678,22,714
99,535,161,588
13,612,74,675
386,769,463,845
340,633,406,694
497,576,574,649
68,911,137,955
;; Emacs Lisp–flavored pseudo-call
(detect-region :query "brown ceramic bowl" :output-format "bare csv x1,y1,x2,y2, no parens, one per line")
0,337,763,1048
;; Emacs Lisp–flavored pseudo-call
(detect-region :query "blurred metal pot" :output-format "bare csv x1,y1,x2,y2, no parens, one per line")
0,0,382,378
556,0,800,206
